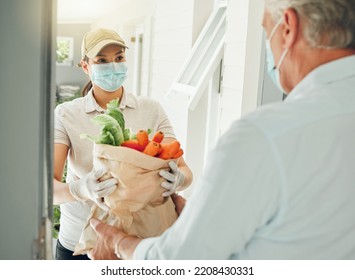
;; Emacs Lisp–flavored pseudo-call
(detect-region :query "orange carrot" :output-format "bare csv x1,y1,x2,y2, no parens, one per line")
152,131,164,143
143,141,161,157
121,139,144,152
172,148,184,159
157,142,167,156
158,140,181,159
136,130,149,148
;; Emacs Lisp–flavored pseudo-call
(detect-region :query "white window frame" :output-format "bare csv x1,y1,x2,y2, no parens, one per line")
165,2,227,111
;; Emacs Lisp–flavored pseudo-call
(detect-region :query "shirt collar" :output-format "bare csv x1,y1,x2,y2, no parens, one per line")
84,87,137,114
119,89,137,109
286,55,355,102
84,90,104,113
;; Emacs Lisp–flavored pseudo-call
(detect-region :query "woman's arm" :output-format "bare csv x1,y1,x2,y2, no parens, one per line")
53,143,76,205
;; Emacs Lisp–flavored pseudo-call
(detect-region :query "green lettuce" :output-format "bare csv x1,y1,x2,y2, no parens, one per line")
80,99,127,146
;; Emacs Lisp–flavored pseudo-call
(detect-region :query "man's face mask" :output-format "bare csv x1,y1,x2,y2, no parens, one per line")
265,17,288,93
90,62,128,92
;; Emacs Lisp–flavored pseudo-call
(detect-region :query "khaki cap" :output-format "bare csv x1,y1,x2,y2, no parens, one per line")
81,28,128,59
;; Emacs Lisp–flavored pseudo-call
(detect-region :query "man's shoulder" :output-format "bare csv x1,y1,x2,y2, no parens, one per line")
242,101,286,124
238,100,303,139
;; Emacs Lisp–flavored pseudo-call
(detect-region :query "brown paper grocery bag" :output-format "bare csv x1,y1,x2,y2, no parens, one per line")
74,144,178,256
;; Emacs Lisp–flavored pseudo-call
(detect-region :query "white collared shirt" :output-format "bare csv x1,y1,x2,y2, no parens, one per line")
134,55,355,259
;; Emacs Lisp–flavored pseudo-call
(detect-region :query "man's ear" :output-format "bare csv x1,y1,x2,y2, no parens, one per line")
81,60,90,75
282,8,300,49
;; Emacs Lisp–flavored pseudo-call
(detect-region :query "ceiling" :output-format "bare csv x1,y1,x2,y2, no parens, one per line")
57,0,130,23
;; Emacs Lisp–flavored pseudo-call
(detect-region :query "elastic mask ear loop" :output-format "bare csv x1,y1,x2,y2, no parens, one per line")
268,17,283,41
277,48,288,70
269,17,288,70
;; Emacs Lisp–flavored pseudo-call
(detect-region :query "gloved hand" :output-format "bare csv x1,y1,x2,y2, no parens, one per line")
69,168,118,211
159,161,185,197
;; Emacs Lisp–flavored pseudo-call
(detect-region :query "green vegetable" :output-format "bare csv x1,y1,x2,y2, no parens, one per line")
123,128,132,141
80,100,125,146
80,129,118,145
107,99,125,131
94,114,124,145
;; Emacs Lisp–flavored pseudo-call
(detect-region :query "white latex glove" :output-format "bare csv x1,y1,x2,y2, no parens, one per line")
69,168,118,211
159,161,185,197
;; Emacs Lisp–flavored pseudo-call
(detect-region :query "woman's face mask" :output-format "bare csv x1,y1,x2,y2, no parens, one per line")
90,62,128,92
265,17,288,93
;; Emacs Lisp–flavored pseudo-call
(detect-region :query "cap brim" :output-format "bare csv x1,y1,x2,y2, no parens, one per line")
86,39,128,59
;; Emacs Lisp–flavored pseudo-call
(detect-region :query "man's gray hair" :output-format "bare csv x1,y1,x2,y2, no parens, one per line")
265,0,355,49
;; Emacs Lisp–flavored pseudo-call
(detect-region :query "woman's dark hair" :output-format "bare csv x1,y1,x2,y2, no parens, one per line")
81,81,92,97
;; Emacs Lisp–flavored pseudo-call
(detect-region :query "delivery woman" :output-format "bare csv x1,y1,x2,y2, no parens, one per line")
53,27,193,260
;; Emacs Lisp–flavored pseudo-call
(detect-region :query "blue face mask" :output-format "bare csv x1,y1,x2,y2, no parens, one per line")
90,62,128,92
265,17,288,93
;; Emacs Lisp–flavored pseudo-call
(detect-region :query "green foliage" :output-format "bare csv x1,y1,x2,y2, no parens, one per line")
80,99,126,146
52,205,61,239
107,99,125,130
56,40,70,63
57,91,81,104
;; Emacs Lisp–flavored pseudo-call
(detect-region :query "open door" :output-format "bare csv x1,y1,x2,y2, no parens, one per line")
0,0,56,259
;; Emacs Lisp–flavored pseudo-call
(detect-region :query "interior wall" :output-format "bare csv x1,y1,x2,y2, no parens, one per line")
192,0,214,44
241,0,265,116
140,16,153,97
56,23,91,89
150,0,194,104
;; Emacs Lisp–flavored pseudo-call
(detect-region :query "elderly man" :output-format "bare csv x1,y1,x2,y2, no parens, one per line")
88,0,355,260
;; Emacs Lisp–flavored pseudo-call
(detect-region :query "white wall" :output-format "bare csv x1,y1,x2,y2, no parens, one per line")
241,0,266,115
149,0,194,103
140,16,153,97
218,0,250,135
